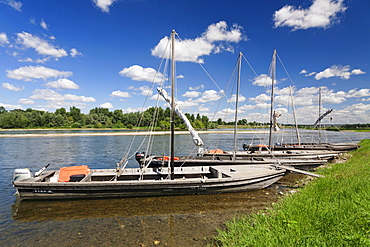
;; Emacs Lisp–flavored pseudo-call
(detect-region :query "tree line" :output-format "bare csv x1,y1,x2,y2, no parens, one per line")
0,106,215,130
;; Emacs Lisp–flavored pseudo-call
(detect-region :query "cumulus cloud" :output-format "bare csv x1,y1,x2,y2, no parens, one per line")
273,0,347,30
45,78,80,90
16,32,68,58
198,104,210,112
182,91,201,98
189,84,205,90
70,48,83,57
30,89,95,102
3,0,22,11
100,102,114,109
203,21,243,43
18,98,34,104
227,94,246,103
252,74,275,87
313,65,365,80
110,90,131,98
0,102,22,109
1,82,24,91
194,90,224,103
0,32,9,46
128,85,153,96
151,21,244,63
119,65,165,83
6,66,73,81
40,19,48,30
93,0,117,13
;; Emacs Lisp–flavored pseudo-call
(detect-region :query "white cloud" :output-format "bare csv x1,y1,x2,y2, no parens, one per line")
203,21,244,43
128,85,153,96
0,32,9,46
70,48,83,57
189,84,205,90
252,74,275,87
151,36,213,63
93,0,117,13
4,0,22,11
351,69,366,75
100,102,114,109
119,65,165,83
16,32,68,58
249,94,270,103
151,21,244,63
176,100,198,109
30,89,95,102
296,86,320,95
182,91,201,98
0,102,22,109
194,90,224,103
40,19,48,30
6,66,73,81
273,0,347,30
346,88,370,98
198,104,210,112
45,78,80,90
18,98,34,104
110,90,131,98
299,69,308,74
1,82,24,91
314,65,365,80
227,94,246,103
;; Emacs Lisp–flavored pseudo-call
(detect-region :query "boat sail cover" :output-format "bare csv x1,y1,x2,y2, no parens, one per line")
157,87,204,146
313,109,333,128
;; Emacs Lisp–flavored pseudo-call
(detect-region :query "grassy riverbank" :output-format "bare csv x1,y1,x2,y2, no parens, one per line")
213,139,370,246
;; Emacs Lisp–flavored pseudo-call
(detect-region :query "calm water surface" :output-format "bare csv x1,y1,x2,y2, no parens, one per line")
0,130,369,246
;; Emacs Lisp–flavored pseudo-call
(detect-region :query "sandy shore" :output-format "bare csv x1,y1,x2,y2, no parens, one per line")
0,130,269,138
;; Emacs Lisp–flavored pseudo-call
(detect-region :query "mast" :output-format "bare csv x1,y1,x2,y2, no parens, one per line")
233,52,242,161
170,30,175,180
268,50,276,152
289,86,301,145
318,87,322,145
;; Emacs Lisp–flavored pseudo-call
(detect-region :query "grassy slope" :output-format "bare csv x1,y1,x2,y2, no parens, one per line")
214,139,370,246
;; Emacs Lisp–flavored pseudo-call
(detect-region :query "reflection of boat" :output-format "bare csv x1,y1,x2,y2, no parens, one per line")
11,186,285,222
12,30,287,201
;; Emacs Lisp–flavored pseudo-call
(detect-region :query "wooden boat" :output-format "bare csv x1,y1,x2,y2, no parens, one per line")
138,153,328,171
243,142,360,152
12,31,288,201
12,165,287,200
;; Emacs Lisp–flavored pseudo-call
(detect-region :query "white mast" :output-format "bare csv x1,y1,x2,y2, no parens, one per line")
268,50,277,151
289,86,301,145
232,52,242,161
170,30,175,180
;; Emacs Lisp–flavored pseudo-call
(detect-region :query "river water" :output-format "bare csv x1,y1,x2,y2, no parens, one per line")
0,129,369,246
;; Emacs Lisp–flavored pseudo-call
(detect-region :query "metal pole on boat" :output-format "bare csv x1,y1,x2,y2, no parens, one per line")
268,50,276,152
170,30,176,180
289,86,301,146
318,87,322,145
233,52,242,161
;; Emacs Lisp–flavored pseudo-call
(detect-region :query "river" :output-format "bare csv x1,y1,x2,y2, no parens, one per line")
1,129,369,246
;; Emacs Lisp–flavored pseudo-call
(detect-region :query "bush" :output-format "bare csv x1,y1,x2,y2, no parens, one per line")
71,122,81,128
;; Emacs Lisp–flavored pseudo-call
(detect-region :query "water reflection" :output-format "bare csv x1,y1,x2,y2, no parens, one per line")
9,182,292,246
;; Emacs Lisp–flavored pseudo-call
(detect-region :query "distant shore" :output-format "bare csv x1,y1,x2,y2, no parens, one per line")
0,129,269,138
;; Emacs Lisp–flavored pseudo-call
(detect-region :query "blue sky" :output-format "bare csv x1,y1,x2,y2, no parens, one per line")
0,0,369,124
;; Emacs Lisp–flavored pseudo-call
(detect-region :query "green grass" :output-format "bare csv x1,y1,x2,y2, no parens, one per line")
213,139,370,246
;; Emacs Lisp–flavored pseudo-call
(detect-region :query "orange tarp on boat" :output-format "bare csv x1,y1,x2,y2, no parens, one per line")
208,149,226,154
58,165,90,182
